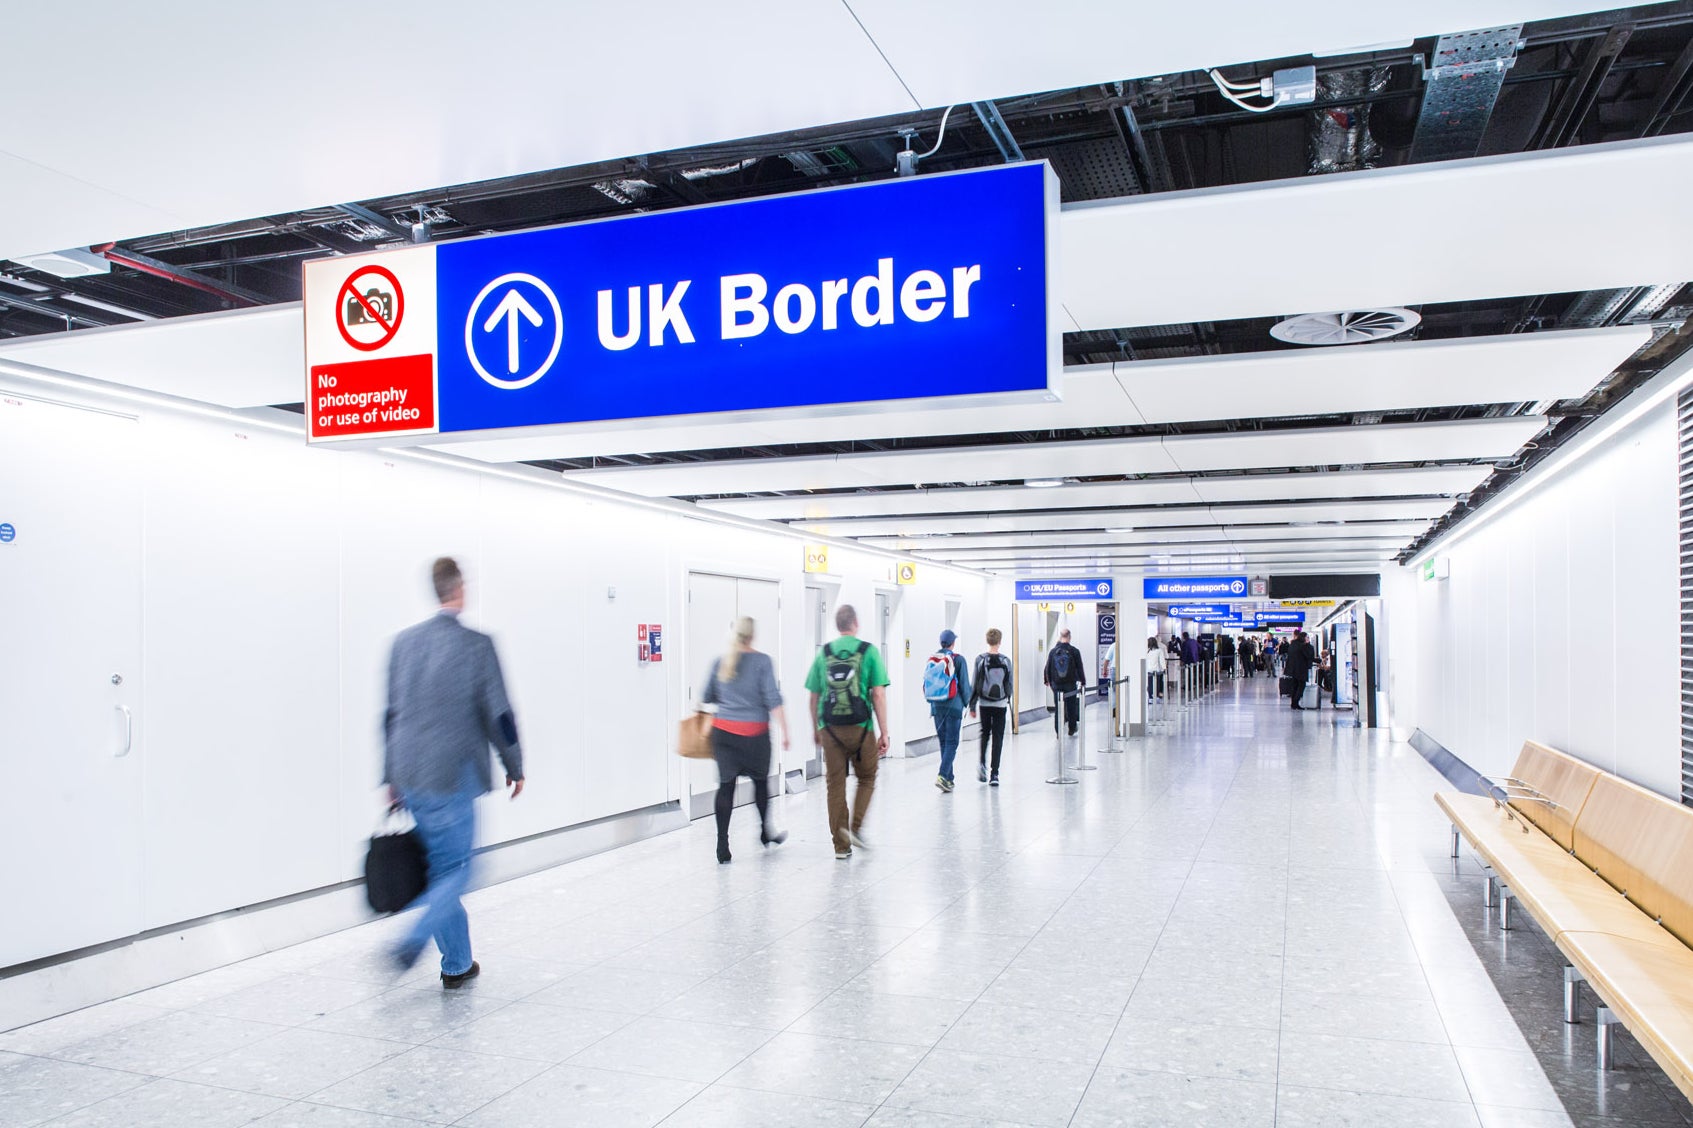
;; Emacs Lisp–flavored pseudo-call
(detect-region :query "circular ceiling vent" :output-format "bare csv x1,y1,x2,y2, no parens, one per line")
1270,308,1421,346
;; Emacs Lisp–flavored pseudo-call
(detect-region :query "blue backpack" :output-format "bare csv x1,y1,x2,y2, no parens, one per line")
923,652,959,703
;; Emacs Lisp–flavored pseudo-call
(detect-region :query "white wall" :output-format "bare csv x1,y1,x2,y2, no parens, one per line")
1383,399,1680,797
0,377,1004,967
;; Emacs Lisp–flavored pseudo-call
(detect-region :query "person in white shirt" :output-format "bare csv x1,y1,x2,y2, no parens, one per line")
1145,635,1168,701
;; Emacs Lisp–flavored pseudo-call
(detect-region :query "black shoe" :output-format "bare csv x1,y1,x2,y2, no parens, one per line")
717,843,732,864
441,961,481,989
761,828,787,847
989,775,999,787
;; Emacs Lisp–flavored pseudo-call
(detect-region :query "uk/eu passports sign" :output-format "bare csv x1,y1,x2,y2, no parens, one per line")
302,163,1061,444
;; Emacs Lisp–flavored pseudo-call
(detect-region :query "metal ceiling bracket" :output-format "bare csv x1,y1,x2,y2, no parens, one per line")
972,101,1025,163
334,202,413,243
1408,25,1523,163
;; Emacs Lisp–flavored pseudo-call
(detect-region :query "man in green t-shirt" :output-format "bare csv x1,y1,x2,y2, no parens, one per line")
804,604,891,860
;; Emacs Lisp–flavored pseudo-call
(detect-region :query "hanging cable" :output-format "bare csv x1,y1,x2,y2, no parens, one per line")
916,105,956,160
1207,69,1276,113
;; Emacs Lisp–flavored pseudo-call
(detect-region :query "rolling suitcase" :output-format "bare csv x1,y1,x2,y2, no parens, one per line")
1300,681,1319,709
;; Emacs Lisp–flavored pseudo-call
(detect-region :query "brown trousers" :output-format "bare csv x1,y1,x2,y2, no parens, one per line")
821,725,878,852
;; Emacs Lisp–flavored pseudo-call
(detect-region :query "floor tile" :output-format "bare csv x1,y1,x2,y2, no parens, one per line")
525,965,708,1016
0,1051,147,1127
195,975,391,1026
788,986,970,1047
718,1030,924,1104
0,1001,172,1055
1274,1085,1482,1127
456,1063,701,1127
427,999,632,1061
936,1000,1117,1064
46,1077,288,1128
306,1044,547,1122
567,1015,778,1082
1100,1016,1280,1084
1071,1067,1276,1127
883,1049,1095,1127
658,1084,873,1127
1278,1031,1471,1104
249,1103,429,1127
53,1010,285,1075
305,986,509,1043
174,1027,409,1099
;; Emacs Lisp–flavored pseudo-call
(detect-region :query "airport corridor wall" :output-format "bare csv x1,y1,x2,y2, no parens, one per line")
0,386,1004,969
1382,398,1679,798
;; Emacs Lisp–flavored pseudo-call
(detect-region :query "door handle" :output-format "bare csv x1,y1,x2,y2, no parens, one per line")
116,704,132,757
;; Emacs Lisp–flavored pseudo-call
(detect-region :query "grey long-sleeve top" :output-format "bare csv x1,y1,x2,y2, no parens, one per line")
700,651,783,723
383,610,523,795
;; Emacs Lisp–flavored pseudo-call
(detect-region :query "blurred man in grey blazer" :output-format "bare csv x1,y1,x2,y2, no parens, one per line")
384,557,525,988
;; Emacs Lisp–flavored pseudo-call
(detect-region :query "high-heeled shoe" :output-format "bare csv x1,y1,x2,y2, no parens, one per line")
760,827,787,847
716,842,732,864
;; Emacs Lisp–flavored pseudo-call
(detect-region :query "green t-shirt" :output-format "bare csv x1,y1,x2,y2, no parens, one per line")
803,636,890,729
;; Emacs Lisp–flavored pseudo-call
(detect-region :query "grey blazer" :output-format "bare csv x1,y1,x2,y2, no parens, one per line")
383,611,523,796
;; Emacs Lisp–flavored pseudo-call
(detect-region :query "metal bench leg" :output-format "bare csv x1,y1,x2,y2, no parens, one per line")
1499,886,1514,930
1451,823,1460,859
1483,868,1498,908
1597,1007,1619,1070
1564,966,1585,1024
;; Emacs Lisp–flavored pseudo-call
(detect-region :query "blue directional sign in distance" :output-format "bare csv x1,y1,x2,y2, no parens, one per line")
1166,604,1228,617
1255,610,1307,624
1144,576,1250,600
1014,578,1113,602
433,163,1055,434
0,523,14,543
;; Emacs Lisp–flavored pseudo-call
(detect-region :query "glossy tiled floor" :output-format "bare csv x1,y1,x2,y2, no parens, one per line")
2,680,1673,1126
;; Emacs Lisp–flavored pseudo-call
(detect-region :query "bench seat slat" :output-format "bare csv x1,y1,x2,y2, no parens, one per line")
1558,930,1693,1103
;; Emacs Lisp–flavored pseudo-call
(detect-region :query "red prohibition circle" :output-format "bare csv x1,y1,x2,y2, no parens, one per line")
335,265,405,352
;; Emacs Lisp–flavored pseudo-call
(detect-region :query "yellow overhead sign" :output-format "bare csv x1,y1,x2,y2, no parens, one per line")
1279,599,1335,607
804,544,829,573
897,563,917,585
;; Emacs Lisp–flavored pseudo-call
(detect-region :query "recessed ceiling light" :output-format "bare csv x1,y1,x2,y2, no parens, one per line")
1024,478,1063,489
1106,527,1135,533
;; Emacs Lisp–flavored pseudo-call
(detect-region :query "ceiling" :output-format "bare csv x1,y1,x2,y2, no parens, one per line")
5,2,1693,579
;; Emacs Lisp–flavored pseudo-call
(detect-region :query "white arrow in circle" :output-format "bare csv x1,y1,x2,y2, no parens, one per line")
483,289,544,375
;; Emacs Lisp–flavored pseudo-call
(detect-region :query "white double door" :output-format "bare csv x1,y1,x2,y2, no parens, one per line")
684,573,782,808
0,398,144,967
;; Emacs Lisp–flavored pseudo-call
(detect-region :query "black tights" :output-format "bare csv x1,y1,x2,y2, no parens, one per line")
716,774,770,844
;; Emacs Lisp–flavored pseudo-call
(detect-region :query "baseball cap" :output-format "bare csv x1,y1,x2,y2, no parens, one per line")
939,629,957,647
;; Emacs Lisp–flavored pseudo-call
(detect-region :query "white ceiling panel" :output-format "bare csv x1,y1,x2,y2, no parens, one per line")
1113,326,1648,424
858,1,1613,107
794,499,1455,537
568,417,1541,498
0,305,304,408
1160,417,1544,473
1191,465,1490,504
875,522,1429,552
927,538,1413,561
1,3,918,262
1063,136,1693,329
705,465,1488,521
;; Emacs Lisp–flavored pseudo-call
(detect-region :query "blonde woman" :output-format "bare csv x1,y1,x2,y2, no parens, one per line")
700,617,790,864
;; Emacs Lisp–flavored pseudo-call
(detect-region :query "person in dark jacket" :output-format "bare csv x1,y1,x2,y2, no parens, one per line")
1043,629,1088,736
1283,630,1318,710
384,557,524,989
1217,633,1236,678
1239,635,1257,679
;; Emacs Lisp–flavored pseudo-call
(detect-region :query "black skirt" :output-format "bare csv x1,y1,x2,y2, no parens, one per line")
711,726,772,784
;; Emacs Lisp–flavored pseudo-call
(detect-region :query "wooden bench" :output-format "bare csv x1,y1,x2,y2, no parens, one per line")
1437,741,1693,1102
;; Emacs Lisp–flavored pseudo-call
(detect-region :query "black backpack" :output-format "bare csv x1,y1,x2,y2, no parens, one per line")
821,641,872,726
979,654,1011,702
1051,645,1075,687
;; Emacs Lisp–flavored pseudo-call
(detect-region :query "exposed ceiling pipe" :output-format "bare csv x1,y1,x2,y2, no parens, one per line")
91,245,269,307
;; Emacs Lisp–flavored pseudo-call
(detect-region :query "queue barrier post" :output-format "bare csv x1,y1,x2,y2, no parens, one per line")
1046,687,1078,786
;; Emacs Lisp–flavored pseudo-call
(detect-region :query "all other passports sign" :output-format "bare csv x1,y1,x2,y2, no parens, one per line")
303,164,1060,444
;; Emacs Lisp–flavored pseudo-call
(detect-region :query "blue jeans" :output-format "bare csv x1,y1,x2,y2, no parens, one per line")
398,785,477,976
933,710,963,782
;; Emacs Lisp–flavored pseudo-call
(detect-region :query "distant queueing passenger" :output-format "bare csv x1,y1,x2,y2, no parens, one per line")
1263,636,1279,672
805,604,891,859
1284,629,1318,711
923,630,972,792
1217,633,1237,678
969,629,1014,786
1167,634,1181,660
1145,635,1166,701
383,556,524,989
699,616,790,864
1043,628,1088,736
1239,635,1257,679
1180,631,1201,667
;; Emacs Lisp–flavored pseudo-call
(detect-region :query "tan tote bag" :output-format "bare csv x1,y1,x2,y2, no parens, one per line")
677,712,714,759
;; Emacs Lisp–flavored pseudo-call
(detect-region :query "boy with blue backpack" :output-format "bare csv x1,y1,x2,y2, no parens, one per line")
923,629,971,792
